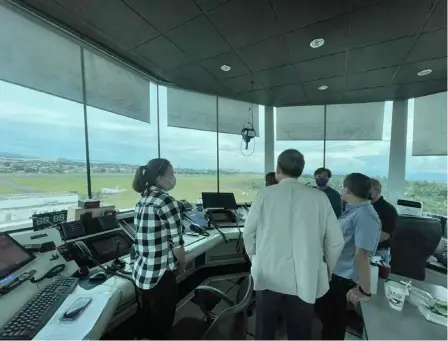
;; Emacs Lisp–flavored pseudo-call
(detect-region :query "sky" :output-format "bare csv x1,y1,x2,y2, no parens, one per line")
0,80,447,181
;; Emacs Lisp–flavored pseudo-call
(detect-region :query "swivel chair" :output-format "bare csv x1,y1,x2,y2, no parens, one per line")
390,215,442,280
170,275,254,339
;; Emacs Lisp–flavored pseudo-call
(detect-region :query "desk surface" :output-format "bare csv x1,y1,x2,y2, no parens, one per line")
1,227,243,340
361,276,448,340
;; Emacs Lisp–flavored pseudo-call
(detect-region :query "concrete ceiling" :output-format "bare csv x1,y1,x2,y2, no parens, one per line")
13,0,448,106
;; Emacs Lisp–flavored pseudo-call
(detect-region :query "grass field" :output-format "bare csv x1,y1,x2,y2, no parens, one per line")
0,173,446,215
0,173,264,210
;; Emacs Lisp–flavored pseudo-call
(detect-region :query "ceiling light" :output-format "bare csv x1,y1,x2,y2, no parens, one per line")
318,85,329,91
310,38,325,48
417,69,432,76
221,65,231,72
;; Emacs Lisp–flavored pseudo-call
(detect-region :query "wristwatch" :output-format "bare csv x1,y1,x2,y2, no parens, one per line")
358,285,372,297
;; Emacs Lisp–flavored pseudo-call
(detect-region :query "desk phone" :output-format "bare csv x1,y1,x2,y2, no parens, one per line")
207,209,238,228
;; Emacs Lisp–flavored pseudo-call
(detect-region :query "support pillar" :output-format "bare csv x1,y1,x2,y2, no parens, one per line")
388,100,408,205
264,106,275,173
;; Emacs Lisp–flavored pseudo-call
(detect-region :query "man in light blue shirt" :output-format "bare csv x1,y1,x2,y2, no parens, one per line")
333,201,381,281
315,173,381,340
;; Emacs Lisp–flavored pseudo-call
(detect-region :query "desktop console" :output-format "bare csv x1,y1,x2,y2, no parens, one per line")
0,195,250,340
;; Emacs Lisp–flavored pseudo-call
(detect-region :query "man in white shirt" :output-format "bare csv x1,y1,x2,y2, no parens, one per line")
244,149,344,340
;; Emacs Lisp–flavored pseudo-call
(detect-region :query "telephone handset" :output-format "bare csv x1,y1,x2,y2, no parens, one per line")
189,223,210,237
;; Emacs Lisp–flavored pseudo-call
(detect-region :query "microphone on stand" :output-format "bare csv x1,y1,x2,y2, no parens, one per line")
112,239,125,270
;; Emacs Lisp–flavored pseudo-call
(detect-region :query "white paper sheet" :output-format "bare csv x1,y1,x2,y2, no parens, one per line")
33,292,112,340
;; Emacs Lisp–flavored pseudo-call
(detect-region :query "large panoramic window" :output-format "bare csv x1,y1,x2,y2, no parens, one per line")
86,104,158,210
0,81,87,230
84,50,157,210
325,102,393,197
275,106,325,185
218,99,265,203
159,86,218,204
0,5,87,230
405,97,447,216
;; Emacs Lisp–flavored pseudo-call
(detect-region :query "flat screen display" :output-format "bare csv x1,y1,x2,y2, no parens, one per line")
202,192,237,210
60,220,86,240
98,215,118,231
89,233,132,263
82,217,102,235
211,212,231,221
0,233,35,281
397,199,422,208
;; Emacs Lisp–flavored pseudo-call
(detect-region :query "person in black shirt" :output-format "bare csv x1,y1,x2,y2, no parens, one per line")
314,167,342,218
370,179,398,264
265,172,278,187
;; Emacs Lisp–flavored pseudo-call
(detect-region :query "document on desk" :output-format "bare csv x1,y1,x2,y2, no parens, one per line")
34,292,112,340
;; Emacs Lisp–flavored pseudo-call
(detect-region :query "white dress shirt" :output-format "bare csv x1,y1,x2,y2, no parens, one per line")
243,178,344,303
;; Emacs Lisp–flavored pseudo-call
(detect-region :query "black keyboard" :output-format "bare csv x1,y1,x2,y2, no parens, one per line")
0,276,79,340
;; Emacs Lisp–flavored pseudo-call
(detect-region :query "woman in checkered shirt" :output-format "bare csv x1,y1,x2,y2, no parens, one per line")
132,158,185,340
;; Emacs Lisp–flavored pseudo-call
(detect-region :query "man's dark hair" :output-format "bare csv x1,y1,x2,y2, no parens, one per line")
314,167,332,178
343,173,372,199
277,149,305,178
265,172,278,186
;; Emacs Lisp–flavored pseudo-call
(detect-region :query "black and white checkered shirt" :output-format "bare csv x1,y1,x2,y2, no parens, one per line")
132,186,184,290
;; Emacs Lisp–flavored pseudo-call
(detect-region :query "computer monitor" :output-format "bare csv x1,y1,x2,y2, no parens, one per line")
98,215,118,231
89,233,132,263
0,233,35,281
202,192,237,210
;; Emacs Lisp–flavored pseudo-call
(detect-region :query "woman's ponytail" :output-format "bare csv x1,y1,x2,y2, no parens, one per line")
132,166,147,194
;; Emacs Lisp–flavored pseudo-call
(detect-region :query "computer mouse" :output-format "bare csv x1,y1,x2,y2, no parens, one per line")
88,271,107,281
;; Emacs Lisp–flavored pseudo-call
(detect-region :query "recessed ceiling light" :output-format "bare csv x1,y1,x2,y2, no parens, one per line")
221,65,231,72
417,69,432,76
310,38,325,48
318,85,329,91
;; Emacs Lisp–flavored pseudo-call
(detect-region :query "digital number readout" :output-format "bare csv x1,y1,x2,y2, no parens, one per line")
32,210,68,230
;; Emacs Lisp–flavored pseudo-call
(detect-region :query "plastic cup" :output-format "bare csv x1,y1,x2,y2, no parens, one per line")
384,281,409,311
378,263,391,279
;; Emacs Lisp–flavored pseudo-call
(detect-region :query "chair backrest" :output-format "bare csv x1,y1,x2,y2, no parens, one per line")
203,276,254,340
391,215,442,280
235,276,252,304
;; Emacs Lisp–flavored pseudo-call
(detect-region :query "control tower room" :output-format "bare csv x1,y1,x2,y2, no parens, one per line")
0,0,446,340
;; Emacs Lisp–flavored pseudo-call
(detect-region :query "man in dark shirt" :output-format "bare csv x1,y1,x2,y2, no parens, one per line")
314,167,342,218
370,179,398,264
265,172,278,187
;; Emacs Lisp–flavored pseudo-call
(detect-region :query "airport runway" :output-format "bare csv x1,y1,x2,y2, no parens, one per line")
0,178,40,193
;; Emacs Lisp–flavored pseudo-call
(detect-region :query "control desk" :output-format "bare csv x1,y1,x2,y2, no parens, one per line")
0,202,250,340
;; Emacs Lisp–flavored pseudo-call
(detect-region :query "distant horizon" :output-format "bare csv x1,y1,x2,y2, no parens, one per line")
1,151,446,183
